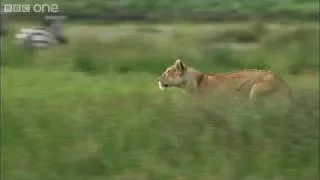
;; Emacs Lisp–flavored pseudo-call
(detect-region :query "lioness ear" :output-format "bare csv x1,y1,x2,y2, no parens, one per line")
175,59,186,71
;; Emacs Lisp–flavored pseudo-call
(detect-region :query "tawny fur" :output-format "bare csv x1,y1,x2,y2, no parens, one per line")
158,59,294,103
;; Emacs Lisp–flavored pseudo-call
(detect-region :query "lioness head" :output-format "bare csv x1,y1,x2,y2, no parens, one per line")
158,59,188,90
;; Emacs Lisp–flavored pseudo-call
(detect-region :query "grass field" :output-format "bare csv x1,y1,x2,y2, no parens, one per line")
2,21,319,180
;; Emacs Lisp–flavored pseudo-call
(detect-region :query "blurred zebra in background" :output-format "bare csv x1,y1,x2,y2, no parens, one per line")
14,16,68,49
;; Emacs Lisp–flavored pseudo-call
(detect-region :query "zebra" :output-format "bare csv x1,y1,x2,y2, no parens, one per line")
14,15,68,49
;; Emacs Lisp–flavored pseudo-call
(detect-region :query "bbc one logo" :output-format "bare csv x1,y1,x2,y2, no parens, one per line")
3,4,59,13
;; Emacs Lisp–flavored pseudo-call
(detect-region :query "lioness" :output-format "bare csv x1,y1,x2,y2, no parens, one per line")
158,59,294,104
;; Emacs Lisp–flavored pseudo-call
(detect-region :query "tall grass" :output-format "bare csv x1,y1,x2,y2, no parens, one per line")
3,69,319,180
2,22,319,180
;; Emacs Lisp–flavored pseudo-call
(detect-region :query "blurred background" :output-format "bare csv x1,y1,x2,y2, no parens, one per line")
1,0,319,180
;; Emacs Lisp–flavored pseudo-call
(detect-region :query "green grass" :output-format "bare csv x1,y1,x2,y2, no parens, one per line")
2,22,319,180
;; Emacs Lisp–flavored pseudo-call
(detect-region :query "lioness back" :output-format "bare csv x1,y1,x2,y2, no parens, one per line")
200,69,292,98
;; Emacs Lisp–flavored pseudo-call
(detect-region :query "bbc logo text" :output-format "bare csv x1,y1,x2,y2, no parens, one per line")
3,4,59,13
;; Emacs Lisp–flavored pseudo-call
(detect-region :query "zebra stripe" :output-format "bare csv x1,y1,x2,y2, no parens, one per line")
15,28,58,49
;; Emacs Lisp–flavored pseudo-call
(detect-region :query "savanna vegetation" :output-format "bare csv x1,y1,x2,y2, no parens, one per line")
2,19,319,180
